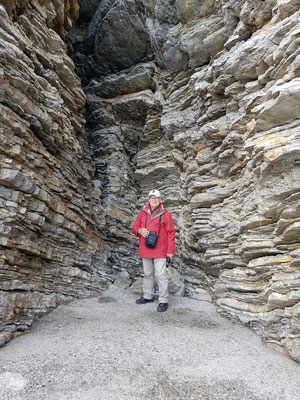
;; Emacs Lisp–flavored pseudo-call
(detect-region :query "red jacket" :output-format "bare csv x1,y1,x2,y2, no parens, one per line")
132,203,175,258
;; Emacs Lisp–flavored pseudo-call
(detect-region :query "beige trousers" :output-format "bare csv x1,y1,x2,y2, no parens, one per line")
142,258,169,303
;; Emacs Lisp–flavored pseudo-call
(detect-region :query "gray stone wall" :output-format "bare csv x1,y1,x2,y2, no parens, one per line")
0,0,109,346
70,0,300,362
1,0,300,363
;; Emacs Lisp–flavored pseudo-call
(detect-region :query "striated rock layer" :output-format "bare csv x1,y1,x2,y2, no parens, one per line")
70,0,300,362
1,0,300,363
0,0,110,346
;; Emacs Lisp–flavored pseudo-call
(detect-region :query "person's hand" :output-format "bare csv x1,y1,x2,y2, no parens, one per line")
138,228,149,238
167,254,174,261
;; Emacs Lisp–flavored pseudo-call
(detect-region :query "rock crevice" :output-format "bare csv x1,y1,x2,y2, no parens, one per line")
0,0,109,347
1,0,300,363
70,0,300,362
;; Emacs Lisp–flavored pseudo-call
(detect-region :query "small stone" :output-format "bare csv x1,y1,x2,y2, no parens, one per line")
113,271,132,289
0,372,27,390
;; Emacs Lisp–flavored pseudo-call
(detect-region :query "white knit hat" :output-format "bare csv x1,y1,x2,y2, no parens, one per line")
148,189,161,198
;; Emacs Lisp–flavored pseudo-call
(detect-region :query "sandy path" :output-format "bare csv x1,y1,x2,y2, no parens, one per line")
0,285,299,399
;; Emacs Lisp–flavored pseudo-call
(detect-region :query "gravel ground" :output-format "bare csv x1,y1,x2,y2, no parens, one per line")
0,285,299,400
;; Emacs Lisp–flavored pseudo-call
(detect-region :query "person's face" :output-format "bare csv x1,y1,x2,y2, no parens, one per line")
149,195,161,207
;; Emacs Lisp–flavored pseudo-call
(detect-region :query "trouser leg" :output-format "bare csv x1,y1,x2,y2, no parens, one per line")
154,258,169,303
142,258,154,300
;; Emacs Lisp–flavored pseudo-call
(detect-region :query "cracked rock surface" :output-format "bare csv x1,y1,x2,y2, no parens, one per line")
1,0,300,364
70,0,300,362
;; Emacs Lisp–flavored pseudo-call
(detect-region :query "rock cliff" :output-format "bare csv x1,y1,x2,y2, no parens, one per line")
70,0,300,362
0,0,109,346
1,0,300,363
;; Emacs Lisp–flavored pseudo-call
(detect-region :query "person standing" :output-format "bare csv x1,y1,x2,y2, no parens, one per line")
132,189,175,312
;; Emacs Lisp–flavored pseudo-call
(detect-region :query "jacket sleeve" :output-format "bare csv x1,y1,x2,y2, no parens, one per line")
165,211,175,254
132,210,143,237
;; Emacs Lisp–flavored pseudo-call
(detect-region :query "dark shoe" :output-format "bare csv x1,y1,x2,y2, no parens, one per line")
157,303,168,312
136,297,154,304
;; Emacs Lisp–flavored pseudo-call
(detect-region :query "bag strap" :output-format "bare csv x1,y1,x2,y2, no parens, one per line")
145,213,162,237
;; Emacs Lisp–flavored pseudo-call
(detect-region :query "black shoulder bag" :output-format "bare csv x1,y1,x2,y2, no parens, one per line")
144,213,161,249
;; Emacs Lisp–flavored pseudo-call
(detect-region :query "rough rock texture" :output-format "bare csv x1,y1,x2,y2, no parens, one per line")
1,0,300,364
69,0,300,362
0,0,110,346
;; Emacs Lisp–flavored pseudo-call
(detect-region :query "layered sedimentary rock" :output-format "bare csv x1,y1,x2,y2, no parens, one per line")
1,0,300,363
0,0,109,346
70,0,300,362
